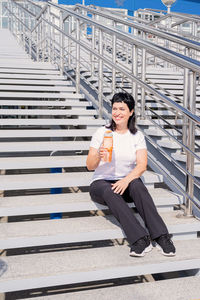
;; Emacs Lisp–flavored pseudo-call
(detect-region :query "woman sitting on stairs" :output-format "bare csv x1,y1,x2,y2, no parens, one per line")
86,92,176,257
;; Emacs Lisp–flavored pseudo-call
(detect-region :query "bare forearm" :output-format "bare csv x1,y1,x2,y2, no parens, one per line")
86,152,101,170
87,146,109,170
125,164,147,184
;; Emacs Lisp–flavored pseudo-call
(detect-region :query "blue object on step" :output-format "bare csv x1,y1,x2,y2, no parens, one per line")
50,168,62,219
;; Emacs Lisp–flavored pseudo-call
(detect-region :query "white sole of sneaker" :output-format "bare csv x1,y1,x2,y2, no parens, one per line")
129,244,153,257
156,244,176,256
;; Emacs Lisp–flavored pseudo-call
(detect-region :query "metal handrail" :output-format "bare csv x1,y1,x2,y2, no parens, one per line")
144,134,200,213
47,2,200,73
76,4,200,53
6,0,200,122
13,0,199,73
99,6,150,24
10,0,36,17
5,0,200,217
145,8,200,22
36,15,200,124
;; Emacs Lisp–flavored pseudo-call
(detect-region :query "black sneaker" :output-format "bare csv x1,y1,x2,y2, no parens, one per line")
129,236,152,257
155,234,176,256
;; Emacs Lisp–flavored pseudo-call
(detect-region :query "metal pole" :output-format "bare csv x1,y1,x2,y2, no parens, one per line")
91,13,96,77
68,16,72,68
98,29,103,118
27,12,31,57
23,10,25,49
185,70,196,217
141,44,146,119
52,15,55,63
132,44,138,118
46,5,51,62
112,33,116,96
76,18,80,93
59,10,64,75
36,19,39,61
40,19,44,62
182,48,189,152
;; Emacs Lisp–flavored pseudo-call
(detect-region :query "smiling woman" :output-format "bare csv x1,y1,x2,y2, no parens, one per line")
86,92,176,257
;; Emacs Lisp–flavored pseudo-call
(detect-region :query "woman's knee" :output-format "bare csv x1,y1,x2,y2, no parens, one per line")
128,178,148,194
89,180,112,204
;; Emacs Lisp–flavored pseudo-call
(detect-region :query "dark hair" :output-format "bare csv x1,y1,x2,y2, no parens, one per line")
106,92,137,134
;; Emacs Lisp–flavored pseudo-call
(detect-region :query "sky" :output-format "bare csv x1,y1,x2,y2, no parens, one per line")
58,0,200,15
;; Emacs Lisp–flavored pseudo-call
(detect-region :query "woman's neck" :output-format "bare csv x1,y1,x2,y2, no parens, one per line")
115,125,128,134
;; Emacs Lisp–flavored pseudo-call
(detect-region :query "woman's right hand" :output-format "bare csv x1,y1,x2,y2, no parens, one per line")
98,145,107,161
86,145,108,170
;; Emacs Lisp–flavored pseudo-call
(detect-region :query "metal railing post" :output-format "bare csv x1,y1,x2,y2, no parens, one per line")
185,70,196,217
28,14,32,57
46,5,51,62
36,22,39,61
91,13,96,77
132,44,138,117
141,46,146,119
23,10,26,49
41,16,45,62
17,5,20,41
68,16,72,68
182,60,189,152
59,10,64,75
49,9,53,63
52,15,55,63
91,24,95,76
98,29,103,118
112,33,116,96
76,18,80,93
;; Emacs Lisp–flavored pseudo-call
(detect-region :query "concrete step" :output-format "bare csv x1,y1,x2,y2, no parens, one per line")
0,171,163,191
0,85,76,92
170,153,200,177
146,109,178,117
0,188,183,217
148,78,184,84
0,108,97,116
0,155,88,169
0,92,84,99
0,99,90,107
0,211,199,249
0,68,60,75
157,139,182,150
146,69,183,75
0,118,105,126
0,74,66,80
0,239,199,293
141,124,199,138
0,140,91,152
144,128,181,137
145,102,172,109
0,79,71,85
137,119,183,127
146,74,183,79
23,276,200,300
149,84,185,89
0,62,57,70
0,129,95,138
171,152,200,164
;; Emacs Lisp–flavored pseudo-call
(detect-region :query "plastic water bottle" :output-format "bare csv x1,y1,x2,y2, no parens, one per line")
103,130,113,163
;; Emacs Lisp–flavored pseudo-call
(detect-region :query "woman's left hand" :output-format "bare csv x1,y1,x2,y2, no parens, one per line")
111,178,130,195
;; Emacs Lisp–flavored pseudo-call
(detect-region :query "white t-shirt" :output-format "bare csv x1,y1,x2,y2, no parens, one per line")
90,126,147,182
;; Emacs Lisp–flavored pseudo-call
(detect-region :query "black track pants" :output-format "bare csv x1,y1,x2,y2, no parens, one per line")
89,178,168,245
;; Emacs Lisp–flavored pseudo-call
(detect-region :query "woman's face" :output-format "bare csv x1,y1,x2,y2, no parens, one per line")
112,101,133,127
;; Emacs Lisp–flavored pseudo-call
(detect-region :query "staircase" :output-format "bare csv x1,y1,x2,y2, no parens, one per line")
0,15,200,300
